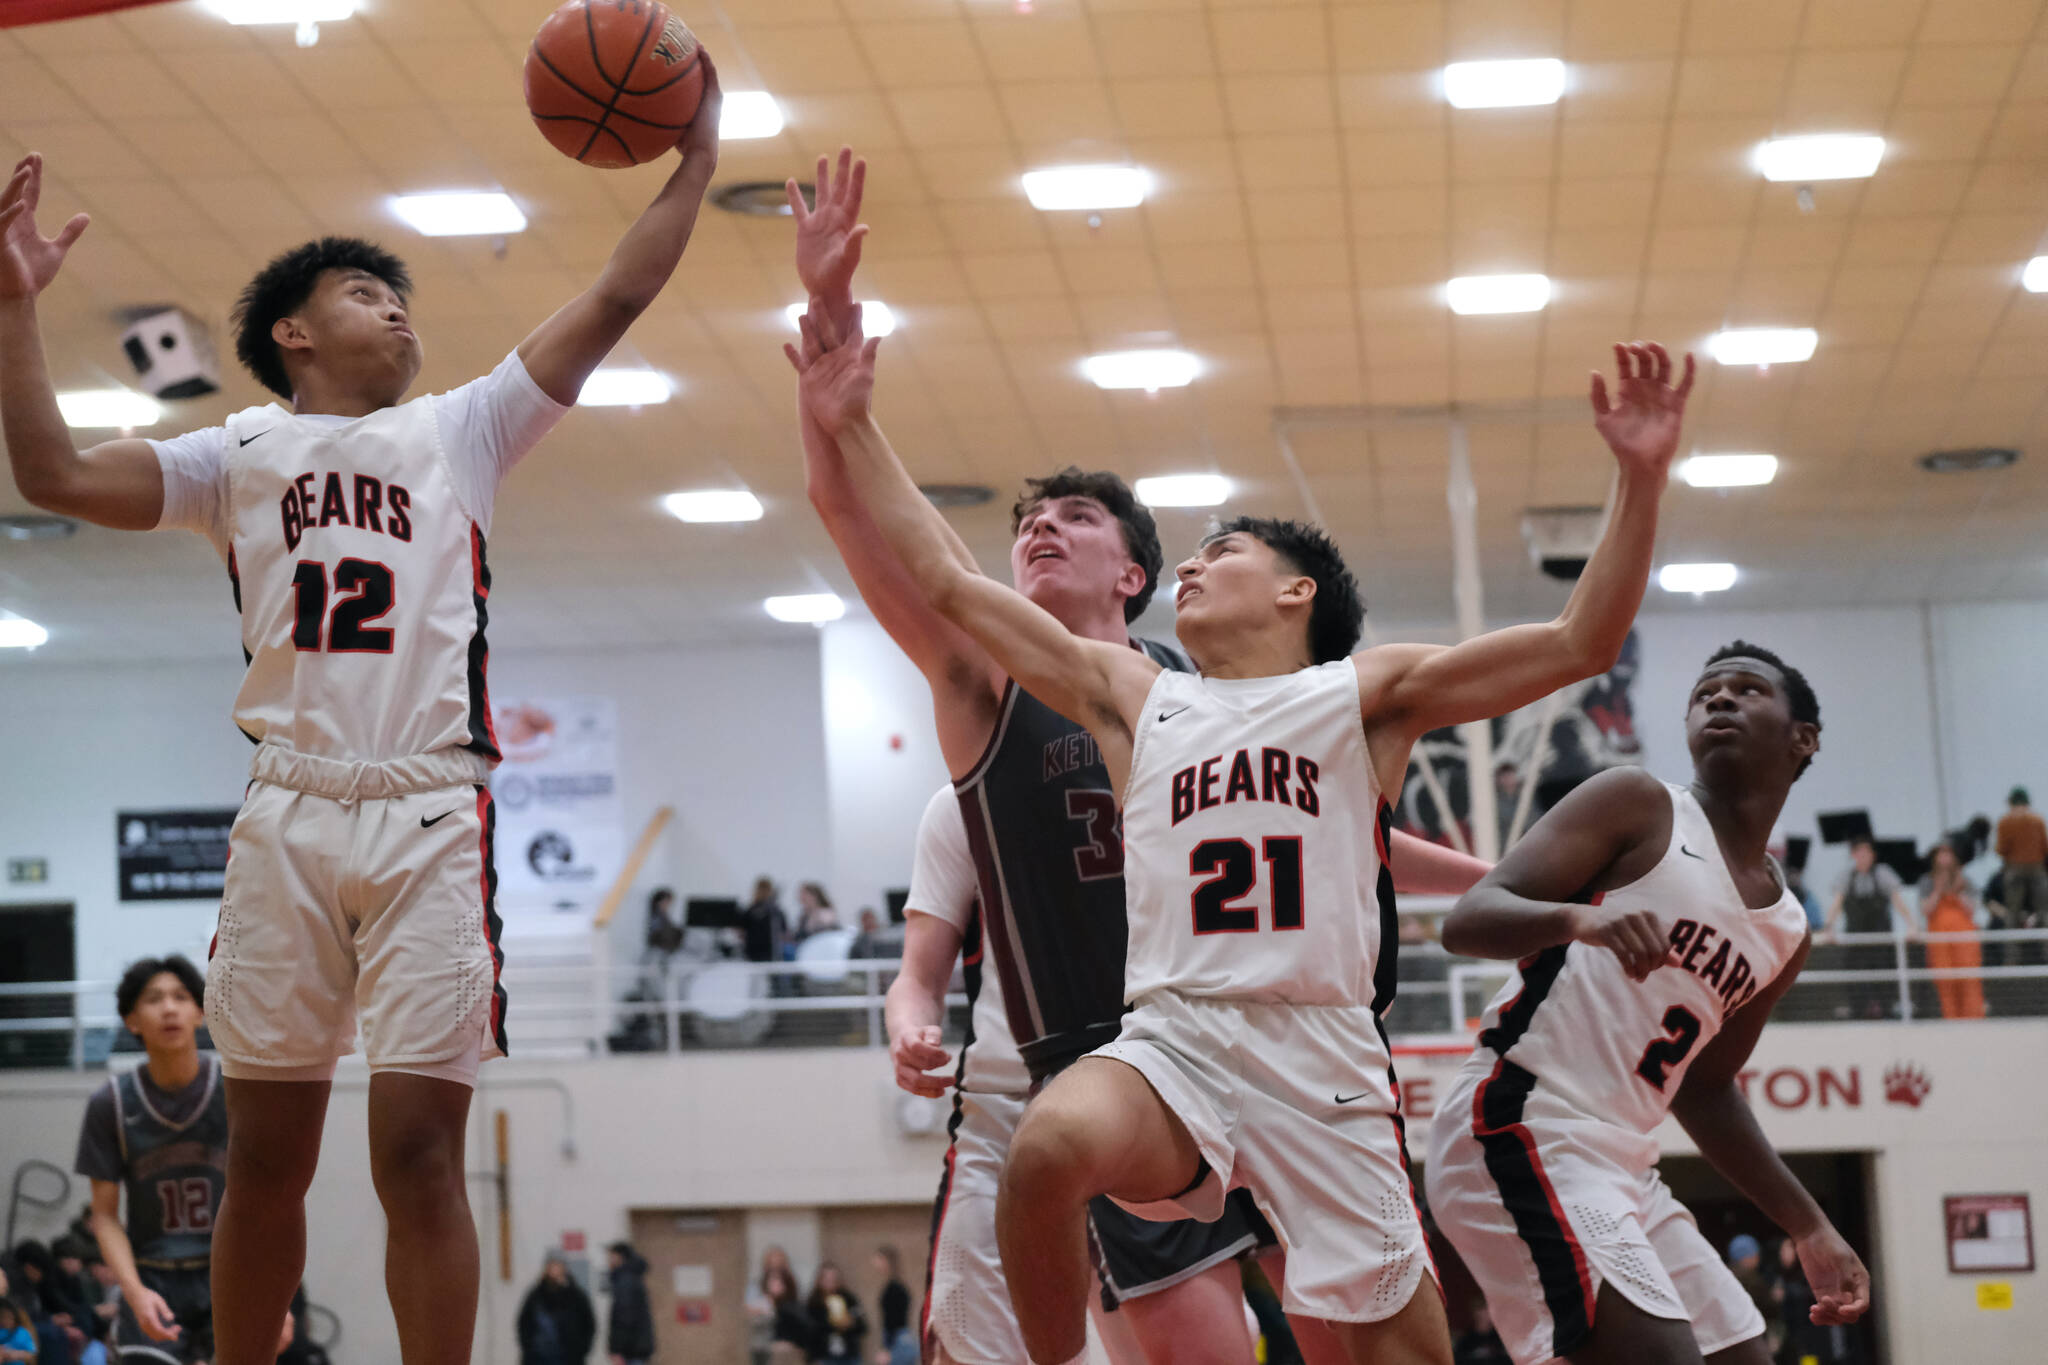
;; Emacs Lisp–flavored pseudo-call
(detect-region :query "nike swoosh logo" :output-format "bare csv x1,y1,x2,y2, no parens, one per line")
1680,844,1706,860
238,431,266,447
420,810,456,828
1334,1091,1371,1105
1158,706,1191,723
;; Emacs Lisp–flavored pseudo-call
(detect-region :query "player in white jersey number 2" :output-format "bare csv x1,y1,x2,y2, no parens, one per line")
1,68,724,1365
1427,644,1870,1365
790,283,1693,1360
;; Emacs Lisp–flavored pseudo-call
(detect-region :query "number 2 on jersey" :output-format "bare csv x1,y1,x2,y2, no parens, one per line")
1634,1004,1703,1090
1190,837,1304,934
292,558,396,653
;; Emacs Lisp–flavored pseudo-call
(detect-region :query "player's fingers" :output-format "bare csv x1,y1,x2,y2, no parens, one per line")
848,157,866,214
1588,370,1610,416
0,200,25,232
1647,340,1671,385
917,1025,944,1048
1675,351,1697,400
1611,342,1630,383
815,154,831,203
784,178,809,223
783,342,804,373
862,336,881,367
834,145,853,205
843,224,867,272
55,212,88,250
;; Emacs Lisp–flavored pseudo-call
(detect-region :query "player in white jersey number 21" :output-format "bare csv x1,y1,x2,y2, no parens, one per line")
791,274,1694,1358
1428,644,1869,1365
1,65,725,1365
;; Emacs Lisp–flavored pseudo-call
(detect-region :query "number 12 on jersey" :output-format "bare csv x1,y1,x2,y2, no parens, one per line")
1191,837,1304,934
291,558,396,653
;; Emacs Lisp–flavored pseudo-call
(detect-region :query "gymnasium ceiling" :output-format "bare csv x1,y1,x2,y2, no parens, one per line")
3,0,2047,664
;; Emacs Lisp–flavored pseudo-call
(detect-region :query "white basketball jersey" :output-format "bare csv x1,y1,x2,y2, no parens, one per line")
1470,782,1809,1135
1121,660,1396,1006
220,398,497,764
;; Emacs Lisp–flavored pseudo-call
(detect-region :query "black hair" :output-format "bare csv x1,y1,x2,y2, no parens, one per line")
1700,641,1822,778
115,955,205,1020
2013,787,2032,806
232,236,413,399
1205,516,1365,664
648,888,675,911
1010,468,1164,622
11,1241,54,1277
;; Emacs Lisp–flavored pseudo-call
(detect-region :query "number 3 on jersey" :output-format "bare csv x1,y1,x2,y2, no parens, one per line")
292,558,396,653
1190,837,1304,934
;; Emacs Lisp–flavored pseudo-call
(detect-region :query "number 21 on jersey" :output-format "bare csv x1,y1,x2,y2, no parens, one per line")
1191,837,1305,934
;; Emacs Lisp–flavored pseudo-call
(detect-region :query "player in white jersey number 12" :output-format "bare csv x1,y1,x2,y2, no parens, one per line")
1,65,724,1365
1427,645,1869,1365
789,281,1693,1358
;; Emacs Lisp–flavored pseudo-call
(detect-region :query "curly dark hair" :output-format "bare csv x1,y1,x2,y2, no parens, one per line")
232,237,413,399
1204,516,1365,664
1700,640,1822,778
115,955,205,1020
1010,468,1164,622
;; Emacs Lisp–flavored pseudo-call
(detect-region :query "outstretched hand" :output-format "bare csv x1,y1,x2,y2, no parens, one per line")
784,298,880,435
0,154,90,301
788,146,868,305
1796,1225,1871,1326
1589,341,1694,479
674,54,723,174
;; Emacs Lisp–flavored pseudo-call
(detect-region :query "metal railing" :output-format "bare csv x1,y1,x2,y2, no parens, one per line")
6,930,2046,1071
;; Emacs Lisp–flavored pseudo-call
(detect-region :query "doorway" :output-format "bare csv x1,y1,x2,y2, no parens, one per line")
0,902,75,1069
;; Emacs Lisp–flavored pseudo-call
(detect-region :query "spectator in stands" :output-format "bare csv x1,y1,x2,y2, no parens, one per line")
1822,837,1918,1018
869,1246,913,1365
804,1262,865,1365
1727,1234,1775,1323
762,1267,811,1364
849,908,886,960
795,883,840,942
604,1241,655,1365
747,1248,795,1365
1997,787,2048,963
1771,1235,1828,1365
0,1299,36,1365
1920,842,1986,1018
9,1239,86,1363
1769,834,1823,929
516,1253,596,1365
1450,1301,1508,1365
644,889,683,965
743,878,790,963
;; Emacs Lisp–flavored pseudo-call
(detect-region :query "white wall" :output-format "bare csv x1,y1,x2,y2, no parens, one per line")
1929,601,2048,828
818,619,948,916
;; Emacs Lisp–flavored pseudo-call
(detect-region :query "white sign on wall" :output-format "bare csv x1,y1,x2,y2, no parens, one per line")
487,696,622,935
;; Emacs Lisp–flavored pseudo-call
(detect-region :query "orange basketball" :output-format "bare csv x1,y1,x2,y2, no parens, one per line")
524,0,706,169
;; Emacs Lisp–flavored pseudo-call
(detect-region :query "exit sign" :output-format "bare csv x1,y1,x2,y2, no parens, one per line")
7,858,47,884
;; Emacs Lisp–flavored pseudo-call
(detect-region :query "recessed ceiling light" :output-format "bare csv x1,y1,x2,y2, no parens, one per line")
722,92,784,141
1441,58,1567,109
1707,328,1817,366
390,192,527,237
1756,135,1884,182
1680,454,1779,488
1918,447,2020,474
713,181,810,218
204,0,355,22
0,515,77,542
1022,164,1152,211
919,484,995,508
663,489,763,523
1081,349,1200,392
764,593,845,624
1135,474,1232,508
1446,273,1551,315
0,616,49,649
2023,256,2048,293
784,301,897,338
1659,562,1738,594
577,368,674,407
56,389,164,429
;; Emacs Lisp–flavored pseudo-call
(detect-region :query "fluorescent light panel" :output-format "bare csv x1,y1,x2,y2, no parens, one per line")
1707,328,1817,366
764,593,845,624
1136,474,1231,508
1442,58,1567,109
1659,562,1738,594
784,301,897,338
0,616,48,649
205,0,355,22
57,389,163,429
2024,256,2048,293
1756,134,1884,182
663,490,763,523
1446,273,1551,315
1081,349,1200,392
1681,454,1779,488
578,368,674,407
1022,164,1151,211
721,92,784,141
390,192,526,237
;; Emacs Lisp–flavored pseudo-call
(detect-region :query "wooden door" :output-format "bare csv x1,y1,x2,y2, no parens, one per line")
818,1203,934,1351
630,1207,751,1365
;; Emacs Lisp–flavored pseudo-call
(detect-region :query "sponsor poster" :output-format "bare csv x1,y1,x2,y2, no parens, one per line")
116,809,236,901
487,697,622,935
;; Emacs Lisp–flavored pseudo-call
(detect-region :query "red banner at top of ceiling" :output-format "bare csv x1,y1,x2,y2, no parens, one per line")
0,1,178,29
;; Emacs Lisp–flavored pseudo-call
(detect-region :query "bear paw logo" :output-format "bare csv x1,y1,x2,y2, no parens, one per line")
1883,1063,1930,1108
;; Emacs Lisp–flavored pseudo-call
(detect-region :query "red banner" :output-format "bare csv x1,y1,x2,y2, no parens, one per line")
0,0,179,28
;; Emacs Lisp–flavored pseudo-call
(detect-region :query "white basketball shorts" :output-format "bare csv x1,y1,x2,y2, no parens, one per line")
1090,990,1435,1324
1425,1055,1766,1365
925,1090,1030,1365
206,744,506,1083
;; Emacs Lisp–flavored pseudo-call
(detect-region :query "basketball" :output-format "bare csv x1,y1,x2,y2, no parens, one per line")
524,0,706,169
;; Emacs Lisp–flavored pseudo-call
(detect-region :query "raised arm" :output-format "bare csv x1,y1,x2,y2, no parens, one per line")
1386,830,1491,896
515,61,723,405
0,154,164,530
1438,767,1674,979
785,305,1158,785
1355,343,1689,767
1672,942,1871,1327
